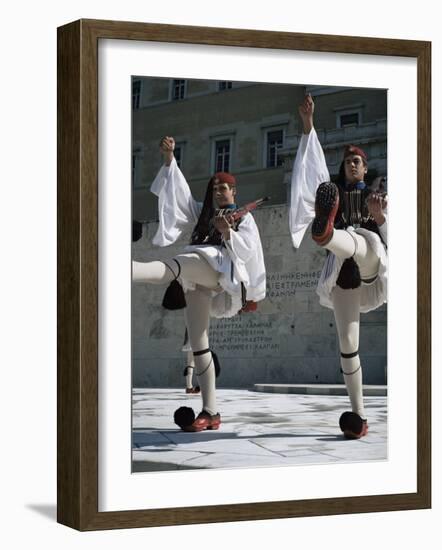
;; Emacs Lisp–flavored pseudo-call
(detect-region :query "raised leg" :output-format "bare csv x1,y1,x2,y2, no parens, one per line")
325,230,380,280
132,253,220,288
132,260,177,284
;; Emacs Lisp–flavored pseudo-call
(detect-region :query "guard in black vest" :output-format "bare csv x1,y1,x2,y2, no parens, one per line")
133,136,266,432
290,95,388,440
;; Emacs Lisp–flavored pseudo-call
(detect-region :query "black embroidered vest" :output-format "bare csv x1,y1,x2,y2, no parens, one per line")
335,183,381,238
190,207,241,246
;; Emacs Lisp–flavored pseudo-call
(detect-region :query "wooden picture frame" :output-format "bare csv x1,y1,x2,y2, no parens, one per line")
57,18,431,531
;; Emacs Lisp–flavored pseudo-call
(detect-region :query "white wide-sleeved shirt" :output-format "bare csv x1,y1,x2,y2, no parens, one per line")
150,158,266,317
289,129,388,313
289,128,331,249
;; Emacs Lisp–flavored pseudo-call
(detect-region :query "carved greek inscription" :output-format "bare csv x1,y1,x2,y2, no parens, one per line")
209,318,279,353
266,270,322,297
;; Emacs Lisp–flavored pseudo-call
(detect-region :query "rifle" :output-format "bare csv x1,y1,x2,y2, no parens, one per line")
216,196,270,222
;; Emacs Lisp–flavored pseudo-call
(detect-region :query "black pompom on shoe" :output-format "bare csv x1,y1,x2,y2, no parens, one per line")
174,406,195,430
339,411,368,439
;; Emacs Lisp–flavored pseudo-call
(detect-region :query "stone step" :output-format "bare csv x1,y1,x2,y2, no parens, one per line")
251,384,387,396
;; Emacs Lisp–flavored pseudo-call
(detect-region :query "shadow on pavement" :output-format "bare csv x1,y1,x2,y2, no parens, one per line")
133,429,338,447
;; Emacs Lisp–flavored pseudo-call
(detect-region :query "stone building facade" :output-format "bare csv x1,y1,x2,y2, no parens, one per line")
131,78,387,388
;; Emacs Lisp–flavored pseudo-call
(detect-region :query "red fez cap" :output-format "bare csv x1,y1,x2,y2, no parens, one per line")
214,171,236,185
343,144,367,162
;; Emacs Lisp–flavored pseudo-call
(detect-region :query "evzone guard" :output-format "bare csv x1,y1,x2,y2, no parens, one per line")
290,95,388,439
133,136,266,432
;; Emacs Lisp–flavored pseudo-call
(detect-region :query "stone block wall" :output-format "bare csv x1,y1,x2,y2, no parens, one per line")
132,205,387,388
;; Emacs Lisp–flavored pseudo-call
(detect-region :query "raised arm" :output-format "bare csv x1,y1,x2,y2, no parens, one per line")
298,93,314,134
160,136,175,166
289,94,330,248
150,136,201,246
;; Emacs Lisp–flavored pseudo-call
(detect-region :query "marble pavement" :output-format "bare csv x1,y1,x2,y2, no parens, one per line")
132,387,388,472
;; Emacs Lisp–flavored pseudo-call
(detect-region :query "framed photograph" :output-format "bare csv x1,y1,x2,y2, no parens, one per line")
57,19,431,530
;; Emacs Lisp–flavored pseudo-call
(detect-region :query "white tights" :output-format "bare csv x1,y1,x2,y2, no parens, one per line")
133,253,220,289
185,350,195,389
331,286,366,419
133,253,219,416
184,288,217,415
325,229,379,280
326,229,381,420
